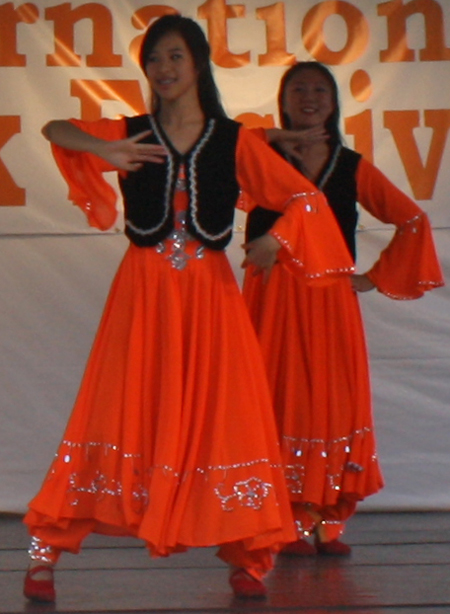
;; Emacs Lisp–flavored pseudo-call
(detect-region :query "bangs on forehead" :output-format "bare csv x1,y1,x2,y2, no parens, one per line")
149,45,186,57
139,15,209,73
146,31,183,53
287,68,333,86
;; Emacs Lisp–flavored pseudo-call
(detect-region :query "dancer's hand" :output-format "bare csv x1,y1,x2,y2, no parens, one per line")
98,130,167,171
267,127,328,164
42,121,168,170
241,234,280,282
351,274,375,293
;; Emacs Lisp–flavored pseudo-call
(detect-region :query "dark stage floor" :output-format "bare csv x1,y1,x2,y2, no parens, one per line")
1,511,449,613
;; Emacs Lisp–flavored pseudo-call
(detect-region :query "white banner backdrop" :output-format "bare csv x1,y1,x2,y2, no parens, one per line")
0,0,449,513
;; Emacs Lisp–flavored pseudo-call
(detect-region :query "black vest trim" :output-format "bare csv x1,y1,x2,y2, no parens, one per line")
186,120,234,241
131,115,176,237
319,146,360,260
119,115,175,247
120,115,240,250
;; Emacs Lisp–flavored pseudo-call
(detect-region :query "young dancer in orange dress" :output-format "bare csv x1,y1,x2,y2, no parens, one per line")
244,61,444,556
22,22,354,602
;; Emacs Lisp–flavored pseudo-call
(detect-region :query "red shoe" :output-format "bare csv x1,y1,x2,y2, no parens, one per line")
229,569,267,599
23,565,56,602
315,538,352,556
280,539,317,556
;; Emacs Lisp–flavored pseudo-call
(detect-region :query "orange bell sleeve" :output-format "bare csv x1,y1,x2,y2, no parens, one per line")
357,158,444,299
236,126,354,285
49,117,126,231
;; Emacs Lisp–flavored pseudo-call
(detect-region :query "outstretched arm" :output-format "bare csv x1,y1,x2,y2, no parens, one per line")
42,120,167,171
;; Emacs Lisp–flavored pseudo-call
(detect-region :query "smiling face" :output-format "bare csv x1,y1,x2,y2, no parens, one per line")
282,67,335,131
144,32,199,107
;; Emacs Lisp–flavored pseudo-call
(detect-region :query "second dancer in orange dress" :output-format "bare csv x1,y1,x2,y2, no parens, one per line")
244,61,444,556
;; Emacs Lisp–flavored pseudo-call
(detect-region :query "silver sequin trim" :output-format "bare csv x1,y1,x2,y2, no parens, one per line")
272,231,355,277
188,120,234,241
317,145,342,190
273,190,356,275
124,116,174,238
282,428,376,494
381,280,444,300
371,212,443,298
215,477,272,512
51,441,281,512
58,441,279,475
163,210,206,270
295,519,314,537
28,536,55,563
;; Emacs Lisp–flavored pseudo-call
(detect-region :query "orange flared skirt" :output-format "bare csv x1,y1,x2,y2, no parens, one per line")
243,263,384,508
24,239,296,558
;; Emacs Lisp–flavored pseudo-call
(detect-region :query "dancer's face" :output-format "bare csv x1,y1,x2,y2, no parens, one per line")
283,68,335,130
145,32,199,106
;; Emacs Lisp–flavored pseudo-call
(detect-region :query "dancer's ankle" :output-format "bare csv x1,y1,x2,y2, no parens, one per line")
28,560,54,579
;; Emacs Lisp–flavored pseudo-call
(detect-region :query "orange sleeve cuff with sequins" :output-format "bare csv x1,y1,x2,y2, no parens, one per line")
357,158,444,299
50,117,126,231
236,126,354,284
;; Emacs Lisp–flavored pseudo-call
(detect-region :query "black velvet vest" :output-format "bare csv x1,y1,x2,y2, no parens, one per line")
119,115,241,250
246,145,361,261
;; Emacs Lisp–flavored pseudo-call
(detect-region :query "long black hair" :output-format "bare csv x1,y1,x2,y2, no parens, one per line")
139,14,227,119
278,61,342,148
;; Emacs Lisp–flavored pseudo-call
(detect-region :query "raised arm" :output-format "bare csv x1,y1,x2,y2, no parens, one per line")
42,120,167,171
42,116,166,230
265,126,328,166
43,120,109,151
